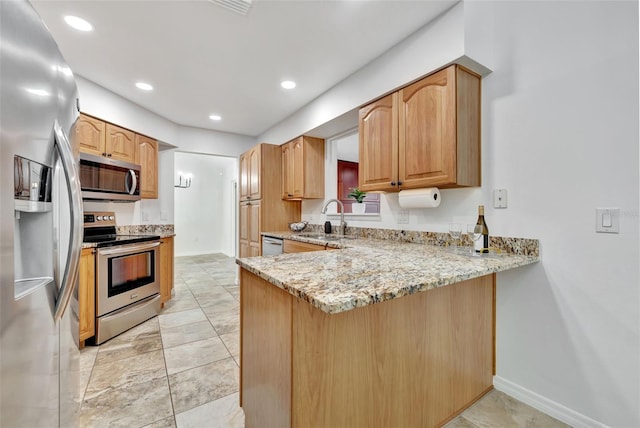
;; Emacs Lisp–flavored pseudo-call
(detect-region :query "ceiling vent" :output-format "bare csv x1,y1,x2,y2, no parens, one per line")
209,0,253,16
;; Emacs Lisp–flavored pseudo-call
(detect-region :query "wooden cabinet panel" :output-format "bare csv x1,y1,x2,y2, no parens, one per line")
281,142,294,199
358,93,398,192
160,237,174,306
76,114,106,156
79,248,95,345
135,134,158,199
248,146,261,200
359,65,480,192
399,66,457,188
239,152,249,200
283,239,326,253
281,136,325,200
239,201,261,257
249,201,261,256
105,123,136,163
238,143,302,258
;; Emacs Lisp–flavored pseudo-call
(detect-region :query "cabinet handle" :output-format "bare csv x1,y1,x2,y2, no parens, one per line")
287,194,293,197
397,181,403,186
108,153,112,157
102,152,107,156
390,181,396,186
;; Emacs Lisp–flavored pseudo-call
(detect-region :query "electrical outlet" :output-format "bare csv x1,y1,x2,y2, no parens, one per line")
398,210,409,224
493,189,507,208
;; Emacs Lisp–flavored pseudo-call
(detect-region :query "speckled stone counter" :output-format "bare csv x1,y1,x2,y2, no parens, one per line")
236,232,538,314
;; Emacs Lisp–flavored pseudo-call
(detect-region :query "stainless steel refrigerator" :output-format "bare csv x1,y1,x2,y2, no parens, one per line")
1,1,83,426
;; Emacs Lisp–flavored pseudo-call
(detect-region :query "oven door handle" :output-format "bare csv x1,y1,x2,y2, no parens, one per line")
98,241,160,256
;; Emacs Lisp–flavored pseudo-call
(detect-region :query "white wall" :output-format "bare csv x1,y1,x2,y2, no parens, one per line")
174,152,236,257
264,2,640,427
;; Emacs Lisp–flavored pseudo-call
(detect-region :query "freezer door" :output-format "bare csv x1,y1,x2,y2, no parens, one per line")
0,1,80,426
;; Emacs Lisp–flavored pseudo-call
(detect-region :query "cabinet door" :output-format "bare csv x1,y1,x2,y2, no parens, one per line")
136,134,158,199
239,202,250,257
105,123,136,163
240,152,249,201
358,93,398,192
291,138,305,198
248,146,261,200
76,114,105,156
78,248,95,344
160,237,174,305
281,142,294,199
399,66,456,188
249,201,261,256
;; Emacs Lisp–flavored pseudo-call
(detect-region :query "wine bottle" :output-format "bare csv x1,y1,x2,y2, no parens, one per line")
475,205,489,253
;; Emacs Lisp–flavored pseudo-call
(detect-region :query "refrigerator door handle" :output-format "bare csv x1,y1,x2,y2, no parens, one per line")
53,120,83,321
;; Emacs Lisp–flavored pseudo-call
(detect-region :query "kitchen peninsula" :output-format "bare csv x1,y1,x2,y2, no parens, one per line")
236,233,538,427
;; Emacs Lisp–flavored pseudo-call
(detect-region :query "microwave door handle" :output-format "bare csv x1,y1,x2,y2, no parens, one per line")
125,169,137,195
53,120,83,322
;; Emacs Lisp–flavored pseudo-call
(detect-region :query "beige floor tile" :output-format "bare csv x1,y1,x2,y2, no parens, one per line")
158,308,207,329
461,390,570,428
161,319,217,349
219,331,239,358
80,345,99,372
80,376,173,428
164,337,231,375
207,308,240,335
94,320,162,366
142,415,177,428
175,392,244,428
195,292,237,309
86,350,166,400
443,415,479,428
161,296,200,314
168,357,239,414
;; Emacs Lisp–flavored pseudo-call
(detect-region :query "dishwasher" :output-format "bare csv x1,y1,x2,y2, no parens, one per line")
262,236,284,255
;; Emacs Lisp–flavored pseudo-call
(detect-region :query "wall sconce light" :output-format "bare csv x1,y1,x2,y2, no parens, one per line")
175,172,192,188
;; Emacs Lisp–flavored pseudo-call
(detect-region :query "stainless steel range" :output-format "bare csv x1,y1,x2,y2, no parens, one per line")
84,211,161,344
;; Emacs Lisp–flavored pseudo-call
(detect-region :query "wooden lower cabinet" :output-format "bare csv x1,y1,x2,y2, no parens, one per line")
78,248,95,347
160,236,174,306
240,269,495,428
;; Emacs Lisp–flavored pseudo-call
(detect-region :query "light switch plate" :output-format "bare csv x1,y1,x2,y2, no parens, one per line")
596,208,620,233
493,189,507,208
398,210,409,224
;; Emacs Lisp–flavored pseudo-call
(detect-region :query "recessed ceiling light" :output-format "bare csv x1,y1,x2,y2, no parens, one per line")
209,114,222,121
281,80,296,89
135,82,153,91
64,15,93,32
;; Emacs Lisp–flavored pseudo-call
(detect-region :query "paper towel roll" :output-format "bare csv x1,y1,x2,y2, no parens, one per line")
398,188,441,209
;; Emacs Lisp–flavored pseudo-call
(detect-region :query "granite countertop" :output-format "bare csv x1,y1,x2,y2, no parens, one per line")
236,232,539,315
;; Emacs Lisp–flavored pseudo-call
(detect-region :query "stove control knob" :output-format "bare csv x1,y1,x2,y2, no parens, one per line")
96,216,103,221
109,216,115,221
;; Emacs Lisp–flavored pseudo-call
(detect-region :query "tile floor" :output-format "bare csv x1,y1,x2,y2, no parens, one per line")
78,253,570,428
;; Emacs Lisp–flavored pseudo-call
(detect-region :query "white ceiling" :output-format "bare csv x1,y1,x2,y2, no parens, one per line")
31,0,457,137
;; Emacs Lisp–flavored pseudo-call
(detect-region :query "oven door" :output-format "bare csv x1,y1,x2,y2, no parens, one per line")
96,241,160,316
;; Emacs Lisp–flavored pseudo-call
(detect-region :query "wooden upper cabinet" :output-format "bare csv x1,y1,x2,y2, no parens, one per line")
240,145,261,201
105,123,136,163
358,93,398,192
248,146,261,200
76,114,106,156
359,64,481,192
135,134,158,199
239,152,249,200
281,136,324,200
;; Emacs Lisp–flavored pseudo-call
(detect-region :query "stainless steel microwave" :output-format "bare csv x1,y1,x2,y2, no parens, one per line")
79,153,141,202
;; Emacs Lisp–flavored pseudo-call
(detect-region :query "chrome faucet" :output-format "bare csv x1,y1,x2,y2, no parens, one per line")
321,199,347,236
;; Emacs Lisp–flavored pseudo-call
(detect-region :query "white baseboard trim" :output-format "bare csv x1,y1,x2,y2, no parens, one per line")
493,376,609,428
